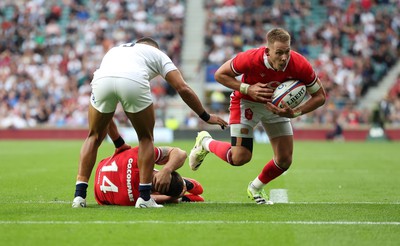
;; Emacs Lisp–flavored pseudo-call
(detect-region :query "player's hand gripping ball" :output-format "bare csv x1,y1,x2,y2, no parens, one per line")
272,80,306,109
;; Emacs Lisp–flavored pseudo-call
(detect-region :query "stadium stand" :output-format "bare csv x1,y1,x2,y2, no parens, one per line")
0,0,185,129
0,0,399,131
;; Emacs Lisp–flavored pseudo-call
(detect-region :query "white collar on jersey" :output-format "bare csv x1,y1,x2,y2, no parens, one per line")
263,53,290,72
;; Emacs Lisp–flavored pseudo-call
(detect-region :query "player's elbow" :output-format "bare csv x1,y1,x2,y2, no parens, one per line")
179,149,188,160
318,93,326,107
214,71,222,82
214,71,228,84
174,147,188,162
312,90,326,108
176,84,191,96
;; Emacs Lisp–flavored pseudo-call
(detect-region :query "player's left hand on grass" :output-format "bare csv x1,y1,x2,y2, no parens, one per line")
266,101,297,118
115,143,131,154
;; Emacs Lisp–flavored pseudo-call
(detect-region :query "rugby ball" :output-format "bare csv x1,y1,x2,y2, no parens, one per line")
272,80,306,108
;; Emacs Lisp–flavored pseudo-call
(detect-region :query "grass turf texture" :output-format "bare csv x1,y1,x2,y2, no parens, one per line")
0,140,399,246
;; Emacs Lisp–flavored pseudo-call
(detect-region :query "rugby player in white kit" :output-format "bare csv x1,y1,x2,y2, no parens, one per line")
72,37,227,208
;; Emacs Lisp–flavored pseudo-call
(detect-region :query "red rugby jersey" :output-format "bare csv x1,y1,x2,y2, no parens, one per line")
94,147,163,206
231,47,317,102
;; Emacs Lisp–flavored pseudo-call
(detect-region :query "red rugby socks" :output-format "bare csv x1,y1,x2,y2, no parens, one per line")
258,159,285,184
208,140,233,164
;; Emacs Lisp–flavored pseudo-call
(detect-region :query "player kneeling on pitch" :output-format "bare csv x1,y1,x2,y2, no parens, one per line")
94,145,204,206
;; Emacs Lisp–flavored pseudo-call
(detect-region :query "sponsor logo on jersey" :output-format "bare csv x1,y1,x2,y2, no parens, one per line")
126,158,134,202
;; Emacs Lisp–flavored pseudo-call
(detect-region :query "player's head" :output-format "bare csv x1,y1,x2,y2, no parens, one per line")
163,171,185,197
265,28,291,71
136,37,160,49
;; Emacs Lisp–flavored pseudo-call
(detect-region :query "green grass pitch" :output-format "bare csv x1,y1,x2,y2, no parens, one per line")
0,140,399,246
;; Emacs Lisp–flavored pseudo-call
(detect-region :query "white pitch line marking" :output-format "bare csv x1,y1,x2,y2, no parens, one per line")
0,220,399,225
1,201,399,205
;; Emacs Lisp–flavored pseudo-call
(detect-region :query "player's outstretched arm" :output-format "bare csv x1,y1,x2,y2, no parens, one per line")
107,119,120,140
165,70,228,129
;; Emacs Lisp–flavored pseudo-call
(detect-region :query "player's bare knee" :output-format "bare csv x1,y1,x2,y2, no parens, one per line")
231,137,253,166
231,154,251,166
87,133,104,146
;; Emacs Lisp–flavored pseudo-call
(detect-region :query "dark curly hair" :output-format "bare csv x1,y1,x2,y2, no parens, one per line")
163,171,184,197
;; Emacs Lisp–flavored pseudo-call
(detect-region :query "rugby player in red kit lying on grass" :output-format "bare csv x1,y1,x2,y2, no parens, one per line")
94,145,204,206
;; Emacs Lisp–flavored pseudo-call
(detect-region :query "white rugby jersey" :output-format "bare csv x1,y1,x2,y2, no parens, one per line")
93,43,177,83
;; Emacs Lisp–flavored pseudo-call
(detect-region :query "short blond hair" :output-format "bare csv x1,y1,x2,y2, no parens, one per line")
266,28,291,46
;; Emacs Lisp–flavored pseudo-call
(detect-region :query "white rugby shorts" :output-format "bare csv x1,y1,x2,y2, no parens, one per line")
90,76,152,113
229,99,293,139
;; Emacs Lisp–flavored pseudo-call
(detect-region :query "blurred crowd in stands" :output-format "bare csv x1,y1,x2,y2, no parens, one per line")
0,0,184,129
202,0,400,129
0,0,400,131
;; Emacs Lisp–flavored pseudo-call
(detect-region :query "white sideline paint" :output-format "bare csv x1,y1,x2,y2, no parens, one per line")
0,220,399,225
269,189,289,203
204,201,400,205
1,201,400,205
